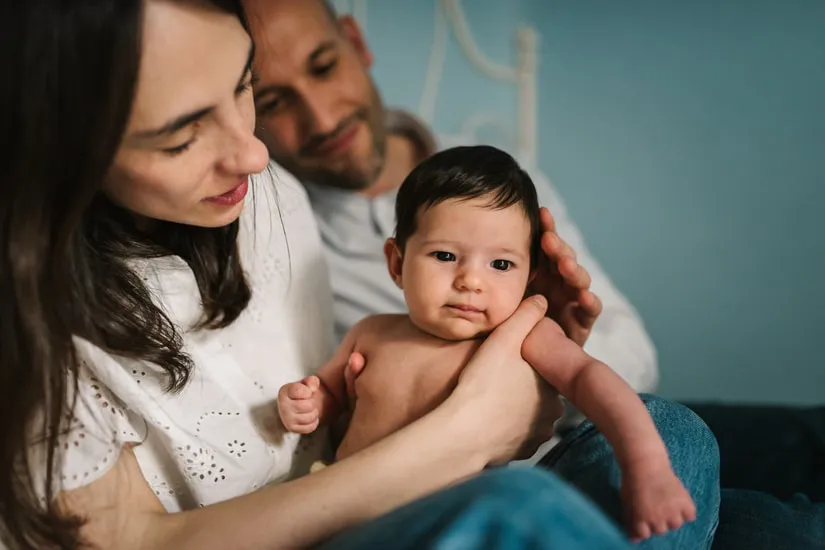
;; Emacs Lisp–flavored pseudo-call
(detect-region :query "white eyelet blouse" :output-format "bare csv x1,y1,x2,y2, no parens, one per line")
38,162,335,511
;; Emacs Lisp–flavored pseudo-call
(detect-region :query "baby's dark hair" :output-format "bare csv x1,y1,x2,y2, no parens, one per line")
394,145,541,266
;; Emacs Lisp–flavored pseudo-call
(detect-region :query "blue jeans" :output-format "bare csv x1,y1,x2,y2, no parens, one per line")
321,395,720,549
319,467,633,549
686,403,825,550
540,395,721,549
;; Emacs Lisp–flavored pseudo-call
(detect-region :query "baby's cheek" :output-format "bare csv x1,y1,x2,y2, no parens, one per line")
487,303,516,328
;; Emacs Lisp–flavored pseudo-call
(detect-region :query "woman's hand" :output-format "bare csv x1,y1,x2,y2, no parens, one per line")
450,295,565,465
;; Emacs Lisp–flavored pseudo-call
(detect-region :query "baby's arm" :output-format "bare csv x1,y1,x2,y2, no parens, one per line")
278,326,361,434
522,319,695,540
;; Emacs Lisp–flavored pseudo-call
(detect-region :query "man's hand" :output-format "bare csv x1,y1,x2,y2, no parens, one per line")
528,207,603,346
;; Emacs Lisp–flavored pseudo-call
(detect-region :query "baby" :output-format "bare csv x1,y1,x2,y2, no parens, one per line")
278,145,695,540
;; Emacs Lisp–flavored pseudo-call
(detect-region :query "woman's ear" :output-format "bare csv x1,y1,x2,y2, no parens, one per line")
384,238,404,289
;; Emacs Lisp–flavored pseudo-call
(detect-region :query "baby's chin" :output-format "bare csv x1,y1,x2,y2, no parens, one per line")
415,318,493,342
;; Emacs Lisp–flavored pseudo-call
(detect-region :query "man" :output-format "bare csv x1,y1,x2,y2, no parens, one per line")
243,1,824,548
243,0,658,397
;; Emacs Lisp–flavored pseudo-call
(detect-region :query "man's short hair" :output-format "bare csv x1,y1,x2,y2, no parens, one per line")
322,0,338,21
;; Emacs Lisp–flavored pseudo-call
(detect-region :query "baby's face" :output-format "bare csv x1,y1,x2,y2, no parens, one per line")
391,197,533,341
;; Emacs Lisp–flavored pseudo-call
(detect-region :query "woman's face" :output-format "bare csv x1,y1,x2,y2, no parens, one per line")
107,0,269,228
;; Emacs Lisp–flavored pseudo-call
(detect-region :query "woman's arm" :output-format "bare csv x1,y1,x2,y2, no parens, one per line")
60,297,558,550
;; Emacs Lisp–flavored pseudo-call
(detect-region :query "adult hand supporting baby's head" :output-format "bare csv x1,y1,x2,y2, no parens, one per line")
451,295,563,465
530,207,603,347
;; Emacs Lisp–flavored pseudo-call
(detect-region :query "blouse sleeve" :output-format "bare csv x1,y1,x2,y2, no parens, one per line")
31,346,147,498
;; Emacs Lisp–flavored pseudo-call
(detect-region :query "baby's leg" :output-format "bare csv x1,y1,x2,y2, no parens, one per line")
539,396,721,548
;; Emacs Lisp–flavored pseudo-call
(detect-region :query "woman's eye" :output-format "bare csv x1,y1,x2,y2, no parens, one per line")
491,259,512,271
161,139,194,156
235,70,259,96
433,251,456,262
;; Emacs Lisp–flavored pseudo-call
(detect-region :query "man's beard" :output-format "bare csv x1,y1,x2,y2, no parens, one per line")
280,89,388,191
307,124,386,192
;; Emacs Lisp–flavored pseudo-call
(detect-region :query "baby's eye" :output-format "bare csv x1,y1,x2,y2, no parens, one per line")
432,251,456,262
491,259,512,271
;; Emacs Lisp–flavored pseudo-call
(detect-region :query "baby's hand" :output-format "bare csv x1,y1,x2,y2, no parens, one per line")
622,463,696,541
277,376,322,434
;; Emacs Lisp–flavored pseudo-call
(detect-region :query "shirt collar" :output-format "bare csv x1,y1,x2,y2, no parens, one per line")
303,108,438,240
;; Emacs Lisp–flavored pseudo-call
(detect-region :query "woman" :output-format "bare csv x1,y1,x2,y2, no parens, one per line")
0,1,717,548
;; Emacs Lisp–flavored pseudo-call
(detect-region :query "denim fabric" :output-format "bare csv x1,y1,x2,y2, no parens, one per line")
320,395,721,549
712,490,825,550
687,403,825,550
318,467,633,549
540,394,722,549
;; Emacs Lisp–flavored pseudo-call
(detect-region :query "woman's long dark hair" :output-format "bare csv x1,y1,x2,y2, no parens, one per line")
1,1,251,547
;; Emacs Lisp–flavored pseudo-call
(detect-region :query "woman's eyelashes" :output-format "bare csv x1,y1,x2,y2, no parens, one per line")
236,69,259,95
161,70,258,157
161,131,197,156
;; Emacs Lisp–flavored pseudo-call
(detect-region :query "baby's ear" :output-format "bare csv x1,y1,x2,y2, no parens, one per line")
384,238,404,289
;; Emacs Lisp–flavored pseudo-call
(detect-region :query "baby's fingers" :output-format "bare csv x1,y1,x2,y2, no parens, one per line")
291,410,320,426
282,410,320,433
286,382,314,400
288,398,318,415
288,417,319,434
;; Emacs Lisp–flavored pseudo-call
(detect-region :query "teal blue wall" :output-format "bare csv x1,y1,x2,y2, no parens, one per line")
357,0,825,404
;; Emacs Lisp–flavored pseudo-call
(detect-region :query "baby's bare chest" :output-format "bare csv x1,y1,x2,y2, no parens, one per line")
353,336,481,408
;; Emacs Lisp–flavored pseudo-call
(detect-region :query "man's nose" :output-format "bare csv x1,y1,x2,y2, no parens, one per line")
300,93,339,136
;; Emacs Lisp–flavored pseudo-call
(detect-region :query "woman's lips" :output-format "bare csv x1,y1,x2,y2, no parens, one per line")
204,177,249,206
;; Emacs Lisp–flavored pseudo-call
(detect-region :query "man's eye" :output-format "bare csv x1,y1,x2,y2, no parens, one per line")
433,251,456,262
491,259,512,271
312,59,338,77
256,97,282,115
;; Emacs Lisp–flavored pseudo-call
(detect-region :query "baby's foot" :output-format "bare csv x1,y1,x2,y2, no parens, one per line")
622,465,696,541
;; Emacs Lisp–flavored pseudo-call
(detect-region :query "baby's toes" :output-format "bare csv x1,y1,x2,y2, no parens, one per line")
666,513,685,531
651,517,670,536
632,521,652,541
